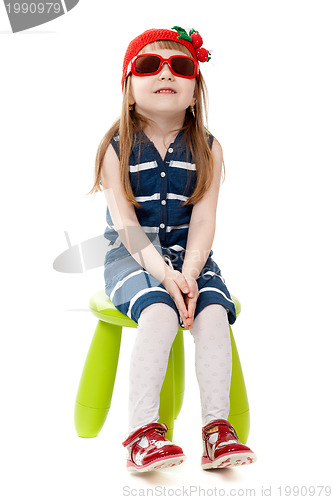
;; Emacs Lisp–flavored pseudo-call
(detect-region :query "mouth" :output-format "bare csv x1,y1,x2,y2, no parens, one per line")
154,88,176,94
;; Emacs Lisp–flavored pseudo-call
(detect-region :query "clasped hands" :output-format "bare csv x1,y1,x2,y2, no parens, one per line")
162,268,199,329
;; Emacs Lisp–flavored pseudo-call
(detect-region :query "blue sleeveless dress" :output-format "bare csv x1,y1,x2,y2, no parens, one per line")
103,130,236,326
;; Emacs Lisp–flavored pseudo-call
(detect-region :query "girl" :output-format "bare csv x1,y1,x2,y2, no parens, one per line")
89,26,256,472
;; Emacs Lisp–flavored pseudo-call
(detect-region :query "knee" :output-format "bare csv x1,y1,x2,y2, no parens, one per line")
189,304,229,337
139,302,178,326
197,303,228,321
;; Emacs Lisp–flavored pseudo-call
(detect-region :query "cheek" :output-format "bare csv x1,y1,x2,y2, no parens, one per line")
182,81,196,103
131,76,153,99
183,78,196,93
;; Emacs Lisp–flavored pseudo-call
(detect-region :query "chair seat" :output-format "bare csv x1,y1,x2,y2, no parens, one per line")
89,290,241,327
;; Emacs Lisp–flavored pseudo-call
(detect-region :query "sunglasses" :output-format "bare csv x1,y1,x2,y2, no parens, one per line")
127,53,199,79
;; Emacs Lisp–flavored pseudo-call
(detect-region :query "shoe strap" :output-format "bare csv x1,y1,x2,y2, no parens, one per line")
122,422,168,447
202,419,239,440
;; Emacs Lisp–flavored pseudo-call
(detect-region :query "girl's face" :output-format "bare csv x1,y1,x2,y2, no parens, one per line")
129,48,197,122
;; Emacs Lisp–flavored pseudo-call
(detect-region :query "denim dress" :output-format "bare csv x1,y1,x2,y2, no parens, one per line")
103,129,236,326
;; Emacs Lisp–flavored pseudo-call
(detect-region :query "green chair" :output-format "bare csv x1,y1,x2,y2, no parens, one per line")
74,291,250,442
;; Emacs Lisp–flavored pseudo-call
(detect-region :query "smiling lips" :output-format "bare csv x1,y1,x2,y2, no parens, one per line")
154,88,176,94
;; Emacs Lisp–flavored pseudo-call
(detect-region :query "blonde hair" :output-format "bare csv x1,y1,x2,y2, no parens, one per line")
88,40,225,208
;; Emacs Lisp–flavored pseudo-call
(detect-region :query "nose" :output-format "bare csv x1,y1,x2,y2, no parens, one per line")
158,62,174,80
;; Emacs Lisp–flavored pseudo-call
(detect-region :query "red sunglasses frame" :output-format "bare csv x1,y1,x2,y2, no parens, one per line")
127,53,199,80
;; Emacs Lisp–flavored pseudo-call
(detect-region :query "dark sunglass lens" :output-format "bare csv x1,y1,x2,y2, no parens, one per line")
134,55,160,74
171,57,195,76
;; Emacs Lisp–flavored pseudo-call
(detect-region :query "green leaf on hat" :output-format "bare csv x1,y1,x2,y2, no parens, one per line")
172,25,192,42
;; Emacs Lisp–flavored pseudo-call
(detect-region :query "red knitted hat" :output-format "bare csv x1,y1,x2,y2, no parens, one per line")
121,26,211,89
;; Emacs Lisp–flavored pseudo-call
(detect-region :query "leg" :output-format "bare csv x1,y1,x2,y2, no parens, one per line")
159,328,185,439
189,304,232,426
190,305,257,469
123,303,186,472
128,302,179,434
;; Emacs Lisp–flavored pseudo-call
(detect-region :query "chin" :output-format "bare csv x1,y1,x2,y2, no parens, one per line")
154,105,184,115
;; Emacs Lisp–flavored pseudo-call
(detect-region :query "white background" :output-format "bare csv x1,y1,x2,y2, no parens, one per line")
1,1,332,498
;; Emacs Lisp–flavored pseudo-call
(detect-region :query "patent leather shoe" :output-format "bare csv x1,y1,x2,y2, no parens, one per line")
122,422,186,472
202,419,257,469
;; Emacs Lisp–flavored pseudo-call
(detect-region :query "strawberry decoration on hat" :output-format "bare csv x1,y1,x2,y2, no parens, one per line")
172,26,211,62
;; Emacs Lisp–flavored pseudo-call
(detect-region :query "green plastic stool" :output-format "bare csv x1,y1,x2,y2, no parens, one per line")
74,291,250,442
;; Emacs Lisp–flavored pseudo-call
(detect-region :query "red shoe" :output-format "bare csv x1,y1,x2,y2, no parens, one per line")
201,419,257,469
122,422,186,472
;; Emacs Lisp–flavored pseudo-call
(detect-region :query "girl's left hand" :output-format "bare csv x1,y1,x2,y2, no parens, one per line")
181,274,199,329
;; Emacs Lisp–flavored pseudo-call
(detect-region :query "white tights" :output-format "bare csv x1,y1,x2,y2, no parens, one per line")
128,302,232,434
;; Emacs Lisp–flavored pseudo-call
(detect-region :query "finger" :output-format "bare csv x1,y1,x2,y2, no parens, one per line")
174,289,189,321
184,296,195,322
177,274,190,295
184,294,191,312
184,313,193,329
187,279,197,298
182,313,191,329
182,296,192,325
184,290,195,310
188,300,195,321
187,298,194,318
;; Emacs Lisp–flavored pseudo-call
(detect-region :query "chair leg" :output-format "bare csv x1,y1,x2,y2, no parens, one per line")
74,320,122,438
159,346,175,441
228,325,250,444
172,329,185,420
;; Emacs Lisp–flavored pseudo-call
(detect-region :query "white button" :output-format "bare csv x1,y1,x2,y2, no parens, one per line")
160,223,165,229
168,147,173,153
161,172,166,177
161,200,166,205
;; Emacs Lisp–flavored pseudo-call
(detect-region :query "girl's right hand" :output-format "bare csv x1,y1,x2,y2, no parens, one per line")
162,268,191,328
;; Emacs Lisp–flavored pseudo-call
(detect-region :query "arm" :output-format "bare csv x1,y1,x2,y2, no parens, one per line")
182,138,223,280
101,144,191,325
101,144,169,283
